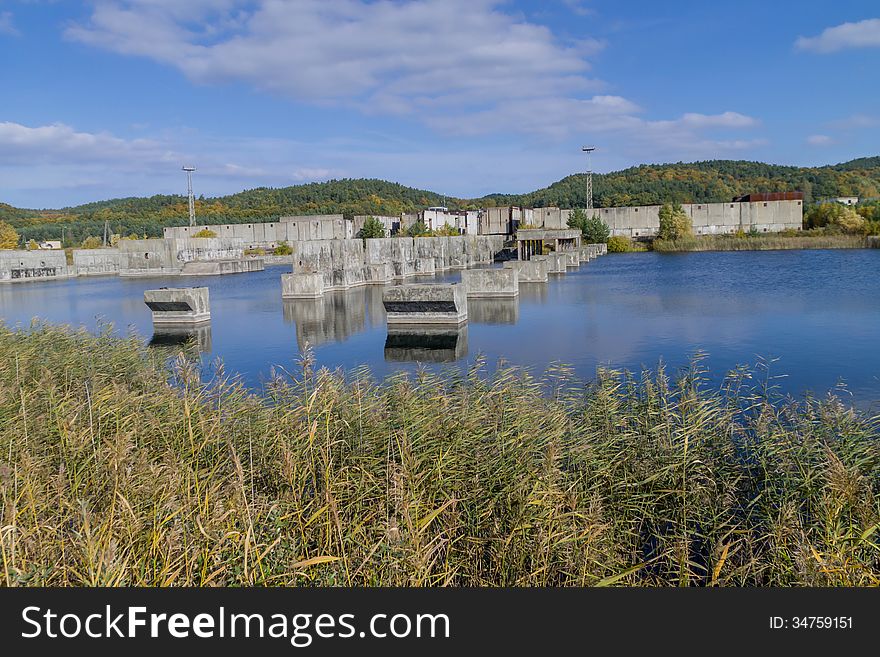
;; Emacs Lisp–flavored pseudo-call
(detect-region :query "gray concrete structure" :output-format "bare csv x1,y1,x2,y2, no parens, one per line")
282,272,324,299
383,283,468,326
163,214,350,248
503,259,549,282
118,237,246,277
72,248,121,276
460,268,519,297
596,199,803,239
180,258,265,276
144,287,211,325
0,249,71,282
542,252,568,274
516,229,581,261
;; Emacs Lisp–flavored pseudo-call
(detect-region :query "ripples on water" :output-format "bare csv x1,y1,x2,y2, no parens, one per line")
1,249,878,408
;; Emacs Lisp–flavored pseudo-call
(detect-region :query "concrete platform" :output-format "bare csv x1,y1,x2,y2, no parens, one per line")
502,259,549,283
144,287,211,325
282,272,324,299
383,283,468,325
180,258,264,276
460,268,519,297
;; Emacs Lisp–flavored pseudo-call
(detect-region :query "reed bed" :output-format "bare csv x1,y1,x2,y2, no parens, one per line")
652,234,866,252
0,322,878,586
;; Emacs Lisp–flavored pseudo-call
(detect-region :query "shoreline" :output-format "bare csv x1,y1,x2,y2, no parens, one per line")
650,234,870,253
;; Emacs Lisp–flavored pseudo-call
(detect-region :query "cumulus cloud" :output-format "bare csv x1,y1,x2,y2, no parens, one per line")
795,18,880,53
0,121,177,166
806,134,834,146
0,11,19,36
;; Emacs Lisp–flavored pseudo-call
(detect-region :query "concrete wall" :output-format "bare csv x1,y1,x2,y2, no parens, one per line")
163,214,351,246
72,248,121,276
118,237,245,277
0,249,71,282
595,199,803,238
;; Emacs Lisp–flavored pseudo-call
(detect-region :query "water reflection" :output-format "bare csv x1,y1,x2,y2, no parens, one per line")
283,288,367,348
384,325,469,363
149,324,213,351
468,297,519,324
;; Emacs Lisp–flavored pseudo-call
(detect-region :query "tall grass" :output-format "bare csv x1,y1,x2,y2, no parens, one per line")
1,322,878,586
652,234,867,252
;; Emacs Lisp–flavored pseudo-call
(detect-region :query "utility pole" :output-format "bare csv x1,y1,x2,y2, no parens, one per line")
182,165,196,226
581,146,596,210
103,219,110,246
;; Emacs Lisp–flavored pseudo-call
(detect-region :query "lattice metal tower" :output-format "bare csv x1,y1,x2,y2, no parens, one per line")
581,146,596,210
182,165,196,226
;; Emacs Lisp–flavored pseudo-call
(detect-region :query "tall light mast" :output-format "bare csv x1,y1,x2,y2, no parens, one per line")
182,165,196,226
581,146,596,210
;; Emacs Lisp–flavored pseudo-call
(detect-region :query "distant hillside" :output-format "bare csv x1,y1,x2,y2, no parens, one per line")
3,158,880,244
487,159,880,208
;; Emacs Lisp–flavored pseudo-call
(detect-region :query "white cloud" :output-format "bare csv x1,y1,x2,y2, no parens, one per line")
831,113,880,129
0,121,177,166
63,1,761,149
795,18,880,53
806,134,834,146
0,11,19,36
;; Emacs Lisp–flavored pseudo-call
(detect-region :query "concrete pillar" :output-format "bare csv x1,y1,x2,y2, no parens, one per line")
144,287,210,325
383,283,468,326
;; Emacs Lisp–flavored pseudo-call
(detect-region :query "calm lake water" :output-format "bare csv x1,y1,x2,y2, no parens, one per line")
2,249,879,408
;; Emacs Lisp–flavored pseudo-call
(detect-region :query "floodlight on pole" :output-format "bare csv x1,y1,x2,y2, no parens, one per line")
182,165,196,227
581,146,596,210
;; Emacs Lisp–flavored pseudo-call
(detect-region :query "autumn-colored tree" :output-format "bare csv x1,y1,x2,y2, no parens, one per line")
0,220,20,249
81,236,103,249
658,204,693,241
192,228,218,238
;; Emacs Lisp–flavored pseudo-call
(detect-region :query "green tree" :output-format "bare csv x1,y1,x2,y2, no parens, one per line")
805,203,867,234
0,220,19,249
657,203,693,241
568,208,610,243
273,240,293,255
358,215,386,239
405,220,430,237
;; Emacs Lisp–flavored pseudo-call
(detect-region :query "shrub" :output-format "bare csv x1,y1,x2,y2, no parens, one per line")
358,216,386,239
658,203,693,241
433,224,460,237
192,228,218,238
805,203,867,234
405,221,430,237
273,241,293,256
81,236,103,249
568,208,610,244
606,235,632,253
26,239,40,251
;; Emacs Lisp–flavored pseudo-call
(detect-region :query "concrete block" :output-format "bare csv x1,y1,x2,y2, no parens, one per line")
144,287,210,325
460,268,519,297
383,283,468,326
543,253,568,274
365,262,393,284
181,258,264,276
504,259,549,282
282,273,324,299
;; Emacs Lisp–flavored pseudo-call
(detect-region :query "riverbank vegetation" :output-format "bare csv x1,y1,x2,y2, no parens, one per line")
1,323,877,587
652,233,868,253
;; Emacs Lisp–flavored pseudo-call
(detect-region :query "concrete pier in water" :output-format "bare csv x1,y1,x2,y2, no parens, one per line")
144,287,211,325
383,283,468,326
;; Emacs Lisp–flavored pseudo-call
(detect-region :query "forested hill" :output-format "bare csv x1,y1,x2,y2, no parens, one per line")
4,158,880,243
486,158,880,208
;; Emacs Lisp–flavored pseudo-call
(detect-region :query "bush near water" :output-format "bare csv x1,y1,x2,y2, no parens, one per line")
0,323,878,587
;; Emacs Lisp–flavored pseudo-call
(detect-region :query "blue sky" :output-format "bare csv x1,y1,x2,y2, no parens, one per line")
1,0,879,208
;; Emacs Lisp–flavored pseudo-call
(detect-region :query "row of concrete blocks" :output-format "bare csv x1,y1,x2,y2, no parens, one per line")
502,243,607,283
281,235,505,299
381,243,608,326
